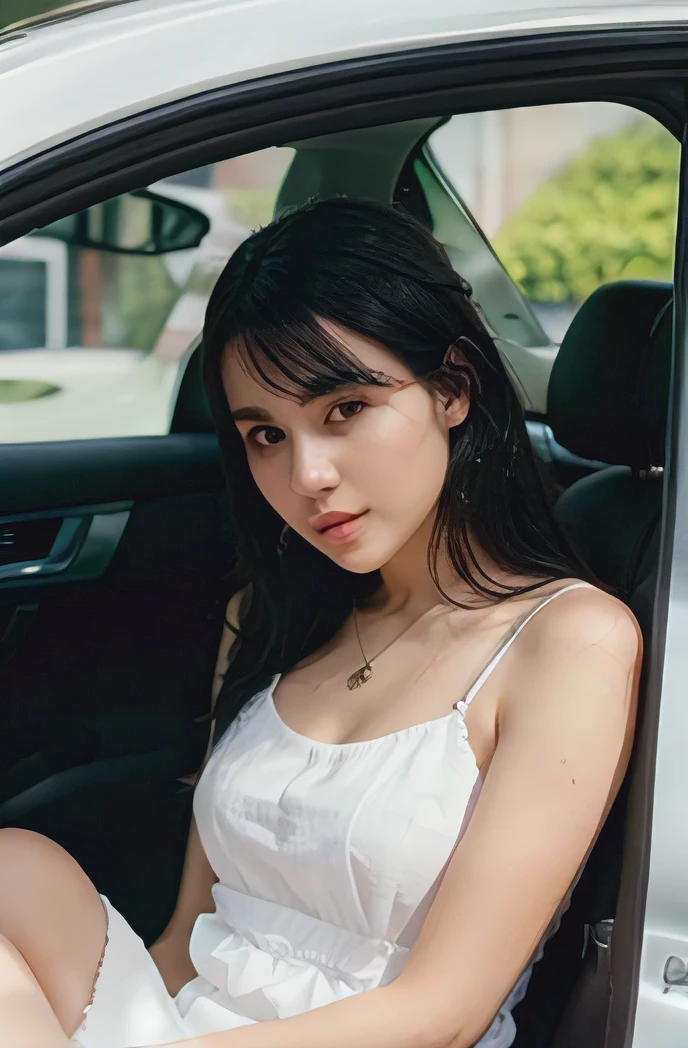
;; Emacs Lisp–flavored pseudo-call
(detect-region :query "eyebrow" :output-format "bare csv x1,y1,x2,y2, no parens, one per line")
300,381,364,406
231,406,274,423
230,376,404,423
230,382,363,421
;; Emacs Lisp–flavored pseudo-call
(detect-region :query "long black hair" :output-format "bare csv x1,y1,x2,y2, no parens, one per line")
202,197,588,738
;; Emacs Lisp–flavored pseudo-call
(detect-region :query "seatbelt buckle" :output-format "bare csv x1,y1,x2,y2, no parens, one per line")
583,919,614,967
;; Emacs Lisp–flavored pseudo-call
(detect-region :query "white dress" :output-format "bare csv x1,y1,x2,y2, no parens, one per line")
71,582,590,1048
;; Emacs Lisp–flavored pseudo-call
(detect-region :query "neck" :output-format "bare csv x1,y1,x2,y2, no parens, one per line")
372,512,505,618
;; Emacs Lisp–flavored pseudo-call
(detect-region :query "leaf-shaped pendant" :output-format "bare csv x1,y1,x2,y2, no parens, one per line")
347,664,373,690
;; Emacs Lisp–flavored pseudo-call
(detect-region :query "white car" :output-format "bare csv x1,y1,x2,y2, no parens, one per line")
0,3,686,1048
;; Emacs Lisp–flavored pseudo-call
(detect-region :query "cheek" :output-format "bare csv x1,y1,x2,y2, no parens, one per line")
354,406,449,499
245,449,291,511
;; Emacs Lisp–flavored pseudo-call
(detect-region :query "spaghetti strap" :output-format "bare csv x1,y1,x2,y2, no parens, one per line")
454,582,593,714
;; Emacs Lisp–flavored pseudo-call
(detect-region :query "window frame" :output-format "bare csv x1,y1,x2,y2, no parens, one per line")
1,27,687,243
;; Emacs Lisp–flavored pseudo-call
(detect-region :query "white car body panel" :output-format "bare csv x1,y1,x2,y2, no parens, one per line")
1,0,688,171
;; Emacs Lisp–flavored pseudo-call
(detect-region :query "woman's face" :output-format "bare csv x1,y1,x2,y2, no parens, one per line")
222,322,469,574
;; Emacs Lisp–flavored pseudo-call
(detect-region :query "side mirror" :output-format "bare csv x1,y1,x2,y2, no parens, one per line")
36,189,211,256
664,956,688,992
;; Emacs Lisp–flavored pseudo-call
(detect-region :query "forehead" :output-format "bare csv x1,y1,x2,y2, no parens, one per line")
221,320,413,410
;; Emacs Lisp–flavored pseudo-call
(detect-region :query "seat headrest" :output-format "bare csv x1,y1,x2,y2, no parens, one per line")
547,281,672,468
171,342,215,434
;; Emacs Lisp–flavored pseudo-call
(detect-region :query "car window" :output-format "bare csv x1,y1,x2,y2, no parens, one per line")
0,147,294,444
426,102,680,343
0,258,47,352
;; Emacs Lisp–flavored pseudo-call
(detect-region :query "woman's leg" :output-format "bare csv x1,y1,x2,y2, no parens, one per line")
0,932,70,1048
0,828,108,1040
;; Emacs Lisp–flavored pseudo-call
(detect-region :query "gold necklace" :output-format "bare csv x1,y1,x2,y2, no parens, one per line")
347,604,432,690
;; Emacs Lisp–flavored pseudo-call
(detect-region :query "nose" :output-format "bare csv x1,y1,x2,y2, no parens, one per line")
290,434,340,497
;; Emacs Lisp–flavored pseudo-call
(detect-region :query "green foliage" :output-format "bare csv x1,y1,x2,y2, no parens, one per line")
0,0,58,32
112,255,179,351
493,120,680,304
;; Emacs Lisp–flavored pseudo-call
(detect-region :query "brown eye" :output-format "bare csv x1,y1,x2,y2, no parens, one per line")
252,426,285,446
329,401,366,422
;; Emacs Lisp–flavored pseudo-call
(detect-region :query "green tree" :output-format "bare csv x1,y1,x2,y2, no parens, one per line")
493,120,680,304
0,1,66,31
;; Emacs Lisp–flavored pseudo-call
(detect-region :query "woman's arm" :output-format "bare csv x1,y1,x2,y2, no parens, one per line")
149,588,248,995
153,586,641,1048
148,818,217,995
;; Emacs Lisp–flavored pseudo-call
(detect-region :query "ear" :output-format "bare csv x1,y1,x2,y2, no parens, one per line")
437,343,472,430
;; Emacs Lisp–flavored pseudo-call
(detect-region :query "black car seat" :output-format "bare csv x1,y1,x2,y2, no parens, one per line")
511,280,672,1048
549,280,670,627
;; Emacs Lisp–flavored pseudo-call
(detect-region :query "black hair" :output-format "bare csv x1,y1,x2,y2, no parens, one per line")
202,197,590,739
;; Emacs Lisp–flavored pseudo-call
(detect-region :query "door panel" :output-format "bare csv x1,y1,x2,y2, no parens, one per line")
0,433,231,944
1,435,222,513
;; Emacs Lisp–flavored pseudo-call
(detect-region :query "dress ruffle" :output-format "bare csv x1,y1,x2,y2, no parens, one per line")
177,883,408,1022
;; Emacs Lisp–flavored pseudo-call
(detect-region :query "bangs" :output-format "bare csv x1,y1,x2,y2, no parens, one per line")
227,312,396,402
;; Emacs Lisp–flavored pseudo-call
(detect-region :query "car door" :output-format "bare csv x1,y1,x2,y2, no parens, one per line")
626,114,688,1048
0,157,294,944
2,5,688,1045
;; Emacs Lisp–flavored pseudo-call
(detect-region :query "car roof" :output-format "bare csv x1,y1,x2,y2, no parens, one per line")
1,0,687,171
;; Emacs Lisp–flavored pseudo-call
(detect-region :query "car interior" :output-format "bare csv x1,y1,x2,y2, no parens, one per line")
0,102,675,1048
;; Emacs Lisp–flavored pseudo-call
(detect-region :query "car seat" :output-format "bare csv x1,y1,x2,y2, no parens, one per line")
512,280,672,1048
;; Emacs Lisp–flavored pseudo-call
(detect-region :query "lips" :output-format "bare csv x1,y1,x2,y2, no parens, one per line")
309,510,367,534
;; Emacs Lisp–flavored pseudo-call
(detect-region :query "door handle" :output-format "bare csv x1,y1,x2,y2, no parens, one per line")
0,506,130,586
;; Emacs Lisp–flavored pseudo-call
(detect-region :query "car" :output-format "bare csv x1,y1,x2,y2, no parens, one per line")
0,3,686,1047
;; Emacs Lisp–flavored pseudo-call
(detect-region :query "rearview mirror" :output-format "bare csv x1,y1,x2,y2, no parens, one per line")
36,189,211,256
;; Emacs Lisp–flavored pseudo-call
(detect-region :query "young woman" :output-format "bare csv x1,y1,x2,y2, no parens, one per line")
0,199,641,1048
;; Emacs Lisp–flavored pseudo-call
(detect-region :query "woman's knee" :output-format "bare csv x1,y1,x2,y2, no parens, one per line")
0,826,69,866
0,826,66,861
0,827,107,1034
0,826,102,928
0,829,88,913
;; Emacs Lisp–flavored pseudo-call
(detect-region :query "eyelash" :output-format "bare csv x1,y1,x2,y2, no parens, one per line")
247,400,367,447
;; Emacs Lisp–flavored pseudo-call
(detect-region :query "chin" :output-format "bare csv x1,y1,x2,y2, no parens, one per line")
321,538,403,575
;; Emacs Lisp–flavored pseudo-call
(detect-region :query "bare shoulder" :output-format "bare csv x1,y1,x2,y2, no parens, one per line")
494,582,642,802
501,581,643,736
523,581,642,668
